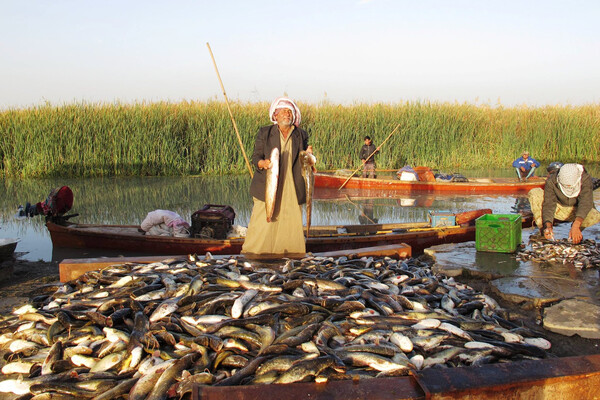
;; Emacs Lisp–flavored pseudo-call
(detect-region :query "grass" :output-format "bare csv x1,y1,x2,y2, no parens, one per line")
1,101,598,178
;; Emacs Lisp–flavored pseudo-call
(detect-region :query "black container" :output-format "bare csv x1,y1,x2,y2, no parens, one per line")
191,205,235,239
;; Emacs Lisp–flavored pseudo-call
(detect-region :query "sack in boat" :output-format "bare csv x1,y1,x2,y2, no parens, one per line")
191,205,236,239
396,165,419,181
141,210,190,237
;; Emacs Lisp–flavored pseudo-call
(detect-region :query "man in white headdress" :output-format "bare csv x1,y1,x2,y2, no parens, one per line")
528,163,600,243
242,97,314,257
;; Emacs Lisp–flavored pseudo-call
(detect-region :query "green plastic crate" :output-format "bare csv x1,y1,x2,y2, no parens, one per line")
475,214,522,253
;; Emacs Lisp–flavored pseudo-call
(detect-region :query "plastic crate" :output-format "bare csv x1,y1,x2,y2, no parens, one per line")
429,211,456,227
475,214,522,253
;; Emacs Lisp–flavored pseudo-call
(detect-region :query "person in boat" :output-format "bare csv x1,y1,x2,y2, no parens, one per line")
359,136,378,178
19,186,73,219
528,163,600,244
241,97,313,258
512,151,540,181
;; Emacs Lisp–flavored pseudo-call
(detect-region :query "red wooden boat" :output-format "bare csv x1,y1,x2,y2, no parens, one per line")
46,209,533,257
314,171,544,195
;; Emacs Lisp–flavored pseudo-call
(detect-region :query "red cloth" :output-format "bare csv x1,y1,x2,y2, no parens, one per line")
36,186,73,216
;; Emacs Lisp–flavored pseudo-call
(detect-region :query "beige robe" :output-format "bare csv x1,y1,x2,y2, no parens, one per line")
528,187,600,228
242,128,306,257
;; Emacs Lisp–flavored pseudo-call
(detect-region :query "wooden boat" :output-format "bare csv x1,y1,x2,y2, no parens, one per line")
46,209,533,257
314,171,545,195
0,238,19,261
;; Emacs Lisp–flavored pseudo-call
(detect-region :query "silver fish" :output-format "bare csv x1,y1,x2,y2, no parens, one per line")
265,147,279,223
300,150,316,237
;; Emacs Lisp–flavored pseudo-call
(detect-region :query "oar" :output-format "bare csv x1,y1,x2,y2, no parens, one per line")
338,123,402,190
206,42,254,178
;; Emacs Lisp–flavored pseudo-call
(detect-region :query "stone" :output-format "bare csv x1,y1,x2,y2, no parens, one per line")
543,299,600,339
490,277,561,308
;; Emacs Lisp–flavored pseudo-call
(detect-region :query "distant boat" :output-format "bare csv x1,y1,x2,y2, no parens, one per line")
314,171,545,195
46,209,523,257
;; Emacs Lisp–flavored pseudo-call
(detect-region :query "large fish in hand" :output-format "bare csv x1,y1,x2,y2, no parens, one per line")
265,147,280,222
300,150,316,237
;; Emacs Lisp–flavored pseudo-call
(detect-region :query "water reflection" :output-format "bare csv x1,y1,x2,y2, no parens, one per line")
358,200,378,225
474,251,521,276
2,170,599,262
512,196,531,214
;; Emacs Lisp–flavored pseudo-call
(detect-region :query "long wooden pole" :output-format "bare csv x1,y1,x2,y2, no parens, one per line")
206,42,254,178
338,123,402,190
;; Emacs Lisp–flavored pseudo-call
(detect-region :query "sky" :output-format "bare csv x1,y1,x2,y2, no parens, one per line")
2,0,600,109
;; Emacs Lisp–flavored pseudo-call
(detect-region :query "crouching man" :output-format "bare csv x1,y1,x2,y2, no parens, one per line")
528,163,600,244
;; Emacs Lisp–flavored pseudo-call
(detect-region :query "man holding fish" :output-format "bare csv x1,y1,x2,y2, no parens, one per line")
528,163,600,244
242,97,315,257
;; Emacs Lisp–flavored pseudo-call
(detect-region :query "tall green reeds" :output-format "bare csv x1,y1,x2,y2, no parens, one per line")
1,101,598,178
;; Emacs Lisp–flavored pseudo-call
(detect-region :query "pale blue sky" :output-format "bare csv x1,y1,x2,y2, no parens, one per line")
2,0,599,109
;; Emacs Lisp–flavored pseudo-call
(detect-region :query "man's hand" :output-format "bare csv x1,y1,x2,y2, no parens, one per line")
361,159,366,164
306,145,313,154
569,220,583,244
259,159,271,170
544,223,554,241
520,166,527,172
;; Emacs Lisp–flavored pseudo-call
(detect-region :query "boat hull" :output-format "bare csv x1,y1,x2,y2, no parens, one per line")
46,210,530,257
315,173,544,194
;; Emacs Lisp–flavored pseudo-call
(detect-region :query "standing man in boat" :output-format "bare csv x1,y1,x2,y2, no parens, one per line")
512,151,540,182
242,97,313,258
360,136,378,178
528,163,600,244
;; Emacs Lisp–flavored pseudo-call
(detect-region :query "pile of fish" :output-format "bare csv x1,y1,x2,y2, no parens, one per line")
0,254,553,398
518,238,600,269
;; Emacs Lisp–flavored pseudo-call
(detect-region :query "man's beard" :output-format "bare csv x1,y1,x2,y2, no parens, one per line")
280,117,293,127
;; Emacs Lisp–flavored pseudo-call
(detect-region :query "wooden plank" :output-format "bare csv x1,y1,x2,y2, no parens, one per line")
193,354,600,400
317,243,411,259
59,255,185,282
58,244,411,282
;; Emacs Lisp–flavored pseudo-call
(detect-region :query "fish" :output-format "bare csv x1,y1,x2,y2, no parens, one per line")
265,147,280,222
90,377,138,400
274,355,342,384
335,351,411,373
518,237,600,269
145,354,196,400
129,360,176,400
300,150,316,237
0,251,557,394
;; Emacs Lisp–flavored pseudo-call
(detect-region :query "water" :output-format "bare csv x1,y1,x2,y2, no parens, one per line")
2,168,600,262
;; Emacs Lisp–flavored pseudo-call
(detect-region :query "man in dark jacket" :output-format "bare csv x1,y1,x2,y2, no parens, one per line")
242,97,313,257
528,163,600,244
360,136,378,178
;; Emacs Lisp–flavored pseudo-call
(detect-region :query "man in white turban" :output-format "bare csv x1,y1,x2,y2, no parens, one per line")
242,97,314,257
528,163,600,243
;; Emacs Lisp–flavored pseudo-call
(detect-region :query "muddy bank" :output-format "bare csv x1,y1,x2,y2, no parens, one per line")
0,255,59,313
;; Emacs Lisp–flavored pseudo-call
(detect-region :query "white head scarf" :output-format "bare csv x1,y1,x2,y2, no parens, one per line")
557,163,584,198
269,97,301,127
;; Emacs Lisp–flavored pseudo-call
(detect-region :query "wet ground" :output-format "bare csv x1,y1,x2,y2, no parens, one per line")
427,222,600,356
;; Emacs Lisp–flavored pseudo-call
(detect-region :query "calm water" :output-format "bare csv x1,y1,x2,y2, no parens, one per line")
2,166,600,262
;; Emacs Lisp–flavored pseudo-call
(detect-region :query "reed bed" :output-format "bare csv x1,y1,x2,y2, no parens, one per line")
1,101,598,178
